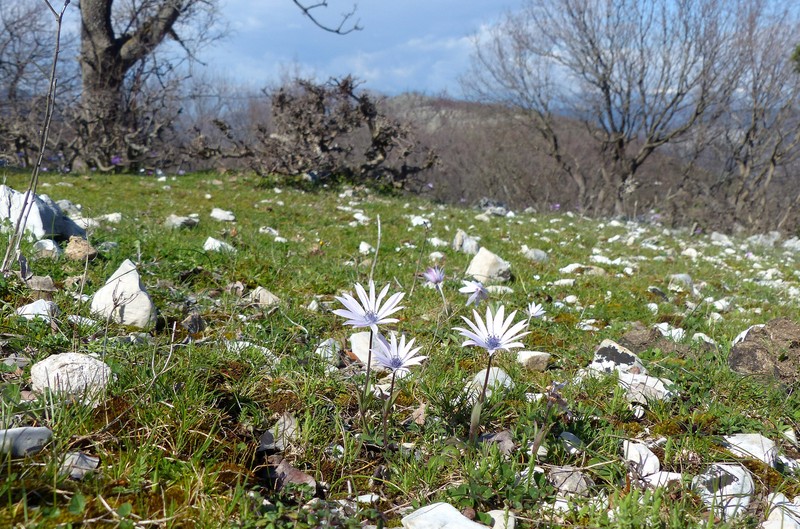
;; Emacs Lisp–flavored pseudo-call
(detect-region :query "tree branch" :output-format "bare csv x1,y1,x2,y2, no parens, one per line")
292,0,362,35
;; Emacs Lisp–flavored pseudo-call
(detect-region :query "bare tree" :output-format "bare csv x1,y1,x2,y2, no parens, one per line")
464,0,739,217
76,0,359,170
704,2,800,230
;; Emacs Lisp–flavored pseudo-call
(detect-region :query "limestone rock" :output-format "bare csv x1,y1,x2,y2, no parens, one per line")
587,339,646,375
0,185,85,240
17,299,58,322
466,247,511,283
210,207,235,221
467,367,514,400
692,463,754,521
203,237,236,253
90,259,156,328
0,426,53,456
402,502,490,529
60,451,100,479
452,229,480,255
548,466,594,495
32,239,61,260
723,433,778,467
164,214,199,229
30,352,112,401
247,286,280,307
64,236,98,261
517,351,551,371
729,318,800,386
520,245,548,263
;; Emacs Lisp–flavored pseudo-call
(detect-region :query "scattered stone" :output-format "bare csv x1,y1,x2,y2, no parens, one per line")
96,212,122,224
517,351,551,371
30,352,112,401
258,413,298,452
692,463,755,521
180,313,206,335
348,332,382,370
729,318,800,386
486,285,513,295
587,339,646,375
32,239,61,260
96,241,119,254
272,458,316,491
559,263,606,276
64,236,98,261
618,372,677,404
90,259,157,328
17,299,58,321
247,286,281,307
747,231,781,248
723,433,778,467
359,241,374,255
0,185,85,240
402,502,490,529
60,451,100,479
486,509,515,529
452,229,480,255
203,236,236,253
467,367,514,400
314,338,341,366
210,207,235,221
783,237,800,253
710,232,734,247
520,245,548,263
763,493,800,529
558,432,584,455
668,273,695,294
0,427,53,456
479,430,514,456
623,440,682,488
164,214,199,229
466,247,511,283
548,466,594,495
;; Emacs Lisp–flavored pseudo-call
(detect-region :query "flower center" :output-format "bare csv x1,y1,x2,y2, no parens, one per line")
485,335,502,350
388,356,404,369
363,311,379,324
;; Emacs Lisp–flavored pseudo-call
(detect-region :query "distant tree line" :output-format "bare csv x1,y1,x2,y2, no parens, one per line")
1,0,800,232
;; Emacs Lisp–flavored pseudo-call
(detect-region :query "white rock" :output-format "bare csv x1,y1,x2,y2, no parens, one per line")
60,451,100,479
96,212,122,224
17,299,59,322
164,214,199,229
32,239,61,260
410,215,430,227
486,509,515,529
559,432,584,455
764,493,800,529
210,207,235,221
0,185,85,240
587,340,646,375
653,322,685,342
548,466,594,495
486,285,513,295
30,352,112,401
247,286,280,307
623,440,661,477
646,302,659,315
520,245,548,263
618,372,677,404
0,427,53,456
90,259,156,328
467,367,514,400
314,338,341,365
453,229,480,255
552,279,575,287
692,463,754,520
724,433,778,467
466,247,511,283
203,237,236,253
359,241,374,255
517,351,550,371
711,232,734,247
402,502,490,529
348,332,385,371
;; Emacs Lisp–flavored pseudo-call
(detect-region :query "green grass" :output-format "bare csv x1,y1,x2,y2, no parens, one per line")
0,170,798,527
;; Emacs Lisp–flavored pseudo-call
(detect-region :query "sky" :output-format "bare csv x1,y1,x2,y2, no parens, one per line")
197,0,527,97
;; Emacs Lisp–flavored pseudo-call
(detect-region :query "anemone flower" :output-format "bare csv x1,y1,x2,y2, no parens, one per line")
333,280,405,334
454,305,529,444
371,332,426,448
372,332,427,377
459,280,488,306
527,302,546,320
455,305,529,356
334,280,405,419
422,266,445,290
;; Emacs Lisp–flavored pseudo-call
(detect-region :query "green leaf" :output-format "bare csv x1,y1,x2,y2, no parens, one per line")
117,502,133,517
68,493,86,515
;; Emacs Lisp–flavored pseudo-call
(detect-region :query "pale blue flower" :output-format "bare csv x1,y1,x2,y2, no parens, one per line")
455,305,529,356
333,280,405,333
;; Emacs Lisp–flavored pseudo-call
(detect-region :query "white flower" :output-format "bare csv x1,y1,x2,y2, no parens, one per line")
459,280,488,306
527,302,546,319
371,332,427,376
333,280,405,333
454,305,529,356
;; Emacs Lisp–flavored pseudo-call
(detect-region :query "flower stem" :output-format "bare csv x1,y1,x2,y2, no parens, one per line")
360,329,374,426
382,370,397,449
469,353,493,444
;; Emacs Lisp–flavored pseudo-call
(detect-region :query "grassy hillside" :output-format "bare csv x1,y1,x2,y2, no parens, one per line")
1,171,799,528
